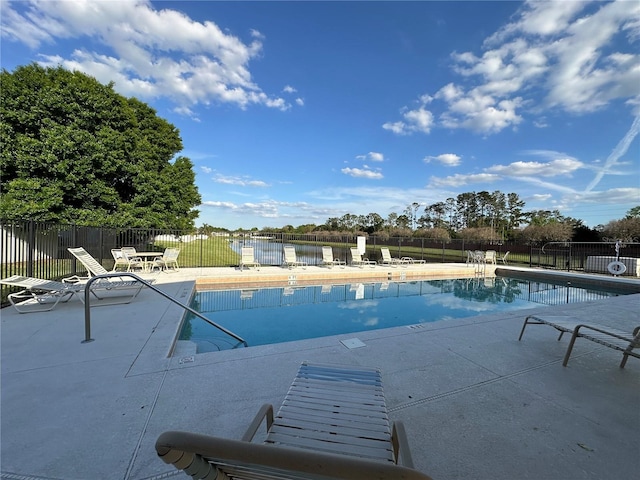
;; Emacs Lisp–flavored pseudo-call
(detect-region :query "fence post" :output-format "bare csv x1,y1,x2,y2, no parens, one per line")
26,220,35,277
529,245,533,268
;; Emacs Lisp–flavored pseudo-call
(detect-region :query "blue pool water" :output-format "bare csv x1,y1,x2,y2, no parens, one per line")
180,275,630,352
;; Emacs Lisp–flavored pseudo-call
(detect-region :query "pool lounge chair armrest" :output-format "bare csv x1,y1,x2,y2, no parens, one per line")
241,403,274,442
392,420,415,468
156,430,434,480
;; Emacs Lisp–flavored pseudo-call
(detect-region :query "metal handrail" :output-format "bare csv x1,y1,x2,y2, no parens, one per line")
82,272,248,347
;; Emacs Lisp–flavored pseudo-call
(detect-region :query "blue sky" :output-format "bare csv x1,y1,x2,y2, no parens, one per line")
2,0,639,230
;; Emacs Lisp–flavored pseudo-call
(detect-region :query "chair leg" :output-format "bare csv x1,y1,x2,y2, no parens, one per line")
562,331,580,366
620,353,629,369
517,318,530,341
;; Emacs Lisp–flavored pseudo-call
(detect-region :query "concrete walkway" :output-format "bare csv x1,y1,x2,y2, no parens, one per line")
1,265,639,480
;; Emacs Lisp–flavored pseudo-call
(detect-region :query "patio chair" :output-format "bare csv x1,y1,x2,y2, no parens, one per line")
65,247,146,301
239,246,261,271
519,315,640,367
0,275,84,313
120,247,145,272
349,247,376,268
110,249,130,272
379,247,406,267
282,245,307,269
485,250,497,264
498,251,510,264
320,246,346,268
152,248,180,271
156,362,433,480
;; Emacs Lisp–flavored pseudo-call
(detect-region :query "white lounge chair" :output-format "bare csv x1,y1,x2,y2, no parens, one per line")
485,250,497,264
379,247,404,267
65,247,146,302
350,247,376,268
498,251,510,264
281,245,307,269
320,246,345,268
110,249,130,272
240,246,261,271
519,315,640,368
120,247,145,272
156,362,433,479
0,275,84,313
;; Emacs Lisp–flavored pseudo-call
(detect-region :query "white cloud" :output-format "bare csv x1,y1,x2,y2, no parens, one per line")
367,152,384,162
283,85,296,93
565,187,640,205
381,121,407,135
487,158,584,177
530,194,553,202
382,105,434,135
213,174,270,187
384,0,640,135
424,153,461,166
354,152,384,162
295,97,304,106
429,173,501,187
200,166,213,174
201,199,321,220
341,167,383,180
1,0,291,114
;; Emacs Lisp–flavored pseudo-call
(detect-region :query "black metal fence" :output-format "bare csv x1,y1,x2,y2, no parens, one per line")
2,220,639,302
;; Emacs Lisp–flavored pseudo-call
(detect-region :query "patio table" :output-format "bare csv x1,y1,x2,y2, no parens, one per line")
134,252,163,272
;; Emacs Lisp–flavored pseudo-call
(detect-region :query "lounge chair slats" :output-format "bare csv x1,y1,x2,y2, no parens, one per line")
285,384,386,406
156,362,433,479
265,429,395,460
270,412,391,438
265,363,394,462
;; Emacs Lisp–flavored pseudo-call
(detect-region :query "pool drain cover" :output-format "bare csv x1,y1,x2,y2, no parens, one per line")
341,338,366,349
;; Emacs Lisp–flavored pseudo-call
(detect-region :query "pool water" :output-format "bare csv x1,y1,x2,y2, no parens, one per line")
180,275,629,353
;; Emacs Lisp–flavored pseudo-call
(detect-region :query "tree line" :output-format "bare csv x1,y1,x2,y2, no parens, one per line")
243,202,640,244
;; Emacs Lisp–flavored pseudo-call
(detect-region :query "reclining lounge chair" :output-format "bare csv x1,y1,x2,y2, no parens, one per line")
239,246,261,271
66,247,146,302
349,247,376,268
379,247,407,267
320,246,346,268
282,245,307,269
0,275,84,313
156,362,433,479
519,315,640,368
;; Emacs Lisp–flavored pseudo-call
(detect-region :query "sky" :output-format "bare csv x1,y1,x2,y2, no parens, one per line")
1,0,639,230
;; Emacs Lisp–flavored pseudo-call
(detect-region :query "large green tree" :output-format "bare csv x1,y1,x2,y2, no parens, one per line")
0,64,201,229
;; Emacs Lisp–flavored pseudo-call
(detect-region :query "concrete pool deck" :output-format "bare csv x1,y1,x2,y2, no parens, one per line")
1,264,639,480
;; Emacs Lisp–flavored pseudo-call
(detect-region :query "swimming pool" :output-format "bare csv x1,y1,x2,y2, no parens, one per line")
178,274,635,353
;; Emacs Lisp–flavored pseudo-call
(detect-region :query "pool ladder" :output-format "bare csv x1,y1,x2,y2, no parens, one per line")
81,272,248,348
